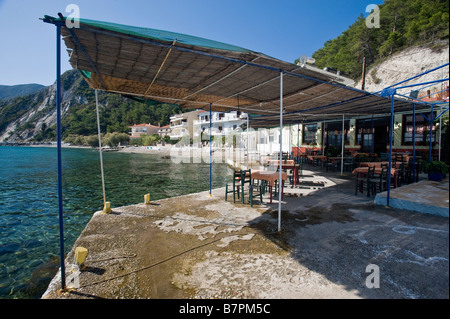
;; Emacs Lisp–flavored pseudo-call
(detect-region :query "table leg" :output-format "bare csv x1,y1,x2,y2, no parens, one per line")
294,167,298,186
269,185,273,203
358,173,363,193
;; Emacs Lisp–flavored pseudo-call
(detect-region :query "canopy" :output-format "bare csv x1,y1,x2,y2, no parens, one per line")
43,14,429,125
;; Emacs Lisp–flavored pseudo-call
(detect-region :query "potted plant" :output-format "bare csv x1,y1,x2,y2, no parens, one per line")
423,161,449,181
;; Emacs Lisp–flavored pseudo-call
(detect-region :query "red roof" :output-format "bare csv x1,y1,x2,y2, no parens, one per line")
129,123,159,128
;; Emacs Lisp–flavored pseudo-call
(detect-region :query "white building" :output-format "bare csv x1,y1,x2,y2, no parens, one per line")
169,110,204,140
193,110,248,143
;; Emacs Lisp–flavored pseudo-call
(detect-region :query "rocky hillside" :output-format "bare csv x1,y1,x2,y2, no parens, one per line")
0,70,84,143
0,70,182,143
354,41,449,96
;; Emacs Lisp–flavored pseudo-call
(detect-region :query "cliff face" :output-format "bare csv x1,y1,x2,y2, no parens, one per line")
0,70,87,143
355,42,449,97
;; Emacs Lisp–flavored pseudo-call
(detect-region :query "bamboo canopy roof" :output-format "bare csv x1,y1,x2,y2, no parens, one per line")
43,15,430,126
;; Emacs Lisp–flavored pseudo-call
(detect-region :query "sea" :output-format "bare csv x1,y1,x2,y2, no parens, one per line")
0,146,232,299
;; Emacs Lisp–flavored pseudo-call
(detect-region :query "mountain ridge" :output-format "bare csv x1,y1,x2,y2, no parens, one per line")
0,83,46,100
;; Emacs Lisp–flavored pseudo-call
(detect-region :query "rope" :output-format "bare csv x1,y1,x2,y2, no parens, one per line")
144,39,177,97
95,89,106,206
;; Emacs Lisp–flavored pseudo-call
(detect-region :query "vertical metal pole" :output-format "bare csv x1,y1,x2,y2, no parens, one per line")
321,120,325,155
341,114,344,174
297,122,300,163
209,103,212,196
247,114,249,168
386,94,394,207
370,114,374,155
439,106,442,161
278,72,283,233
56,23,66,290
429,104,433,163
412,103,416,182
95,89,106,206
289,124,291,159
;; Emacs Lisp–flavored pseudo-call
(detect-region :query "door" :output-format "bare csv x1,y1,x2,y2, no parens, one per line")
373,125,388,154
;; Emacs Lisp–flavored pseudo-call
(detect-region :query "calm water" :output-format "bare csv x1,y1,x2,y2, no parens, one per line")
0,146,232,299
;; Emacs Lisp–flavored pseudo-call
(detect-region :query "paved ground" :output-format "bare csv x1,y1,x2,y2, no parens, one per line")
42,167,449,299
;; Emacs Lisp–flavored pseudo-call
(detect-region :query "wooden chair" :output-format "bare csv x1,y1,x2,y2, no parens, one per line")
380,152,389,161
225,170,243,203
240,169,263,207
343,156,355,172
355,166,375,196
397,163,407,186
369,167,388,195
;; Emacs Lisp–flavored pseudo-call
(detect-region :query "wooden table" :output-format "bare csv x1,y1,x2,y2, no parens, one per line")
252,170,287,203
267,159,295,165
360,161,403,169
267,161,300,186
307,155,326,166
352,167,398,188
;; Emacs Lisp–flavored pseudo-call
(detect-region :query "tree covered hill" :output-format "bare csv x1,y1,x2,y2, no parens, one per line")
307,0,449,80
0,84,46,100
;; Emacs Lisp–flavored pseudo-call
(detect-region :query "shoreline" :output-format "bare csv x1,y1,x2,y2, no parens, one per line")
2,144,259,168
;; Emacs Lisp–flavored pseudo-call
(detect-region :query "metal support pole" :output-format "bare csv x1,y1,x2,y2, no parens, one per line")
247,114,249,168
95,89,106,206
341,114,344,174
209,103,212,196
289,124,292,158
429,104,433,163
386,94,395,207
297,122,300,163
370,114,374,155
412,103,416,182
56,23,66,290
278,72,283,233
439,106,442,162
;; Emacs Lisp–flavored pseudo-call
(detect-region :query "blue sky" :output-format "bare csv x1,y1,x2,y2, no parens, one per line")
0,0,383,86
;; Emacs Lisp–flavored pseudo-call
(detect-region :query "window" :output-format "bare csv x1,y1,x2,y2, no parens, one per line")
325,121,349,148
302,124,317,145
402,112,436,145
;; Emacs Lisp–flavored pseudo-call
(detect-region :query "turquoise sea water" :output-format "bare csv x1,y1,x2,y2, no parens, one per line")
0,146,232,299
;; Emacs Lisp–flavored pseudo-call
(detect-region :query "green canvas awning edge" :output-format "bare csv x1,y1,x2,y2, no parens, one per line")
44,15,259,54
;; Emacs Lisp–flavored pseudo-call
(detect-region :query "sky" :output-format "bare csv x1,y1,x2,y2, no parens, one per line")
0,0,383,86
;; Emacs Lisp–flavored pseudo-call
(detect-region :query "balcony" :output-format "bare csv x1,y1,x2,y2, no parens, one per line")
170,120,188,128
194,113,246,125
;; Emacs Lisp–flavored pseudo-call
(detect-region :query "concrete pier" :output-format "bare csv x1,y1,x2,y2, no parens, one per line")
42,169,449,299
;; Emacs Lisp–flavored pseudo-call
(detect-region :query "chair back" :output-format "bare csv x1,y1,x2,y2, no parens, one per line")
367,166,375,179
233,170,243,186
344,156,353,163
380,167,388,178
380,152,389,161
240,169,252,186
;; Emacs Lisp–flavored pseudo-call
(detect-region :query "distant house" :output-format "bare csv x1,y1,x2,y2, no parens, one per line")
193,110,248,140
158,125,171,138
129,123,160,139
169,110,204,140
